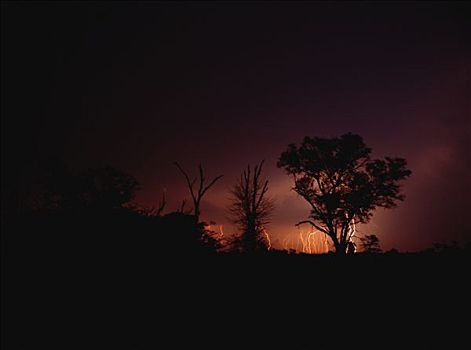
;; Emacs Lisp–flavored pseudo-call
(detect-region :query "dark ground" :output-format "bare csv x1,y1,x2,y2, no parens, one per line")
2,211,470,349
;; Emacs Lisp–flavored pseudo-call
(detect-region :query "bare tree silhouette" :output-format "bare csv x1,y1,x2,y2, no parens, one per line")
174,162,223,221
177,198,191,214
154,190,167,216
229,161,274,253
278,133,411,255
134,190,166,217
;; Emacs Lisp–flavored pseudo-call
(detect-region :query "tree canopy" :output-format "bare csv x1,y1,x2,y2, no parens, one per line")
278,133,411,255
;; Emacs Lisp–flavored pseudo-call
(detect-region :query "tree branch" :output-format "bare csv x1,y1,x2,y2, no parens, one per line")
175,162,223,219
174,162,197,203
156,190,166,216
296,220,330,235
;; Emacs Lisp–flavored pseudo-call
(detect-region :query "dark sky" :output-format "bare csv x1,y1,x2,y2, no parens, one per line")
3,2,470,251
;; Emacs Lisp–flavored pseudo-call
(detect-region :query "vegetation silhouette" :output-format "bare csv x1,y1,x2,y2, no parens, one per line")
29,163,139,213
174,162,223,221
228,161,275,253
3,139,470,350
14,163,220,261
359,234,382,254
278,133,412,255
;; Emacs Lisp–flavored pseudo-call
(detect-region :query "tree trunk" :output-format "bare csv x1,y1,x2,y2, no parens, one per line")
336,243,347,256
332,236,347,256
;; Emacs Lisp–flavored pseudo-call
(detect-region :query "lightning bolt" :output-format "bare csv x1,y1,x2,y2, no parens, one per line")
295,227,329,254
262,228,272,250
346,215,357,253
282,236,289,251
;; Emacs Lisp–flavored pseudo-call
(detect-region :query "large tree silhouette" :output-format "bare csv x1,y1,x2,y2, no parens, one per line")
278,133,411,255
229,161,274,253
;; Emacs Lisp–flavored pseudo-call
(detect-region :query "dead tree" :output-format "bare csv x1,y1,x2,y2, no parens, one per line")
229,160,274,252
136,190,166,217
177,199,191,214
174,162,223,221
156,190,166,216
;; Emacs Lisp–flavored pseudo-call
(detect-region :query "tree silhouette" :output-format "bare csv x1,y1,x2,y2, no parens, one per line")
158,212,221,254
35,164,139,212
133,190,167,217
35,160,74,211
155,190,167,216
229,161,274,253
174,162,223,221
177,198,190,214
359,234,382,254
278,133,411,255
76,166,139,210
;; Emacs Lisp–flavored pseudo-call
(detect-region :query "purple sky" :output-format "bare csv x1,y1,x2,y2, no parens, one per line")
3,2,470,251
